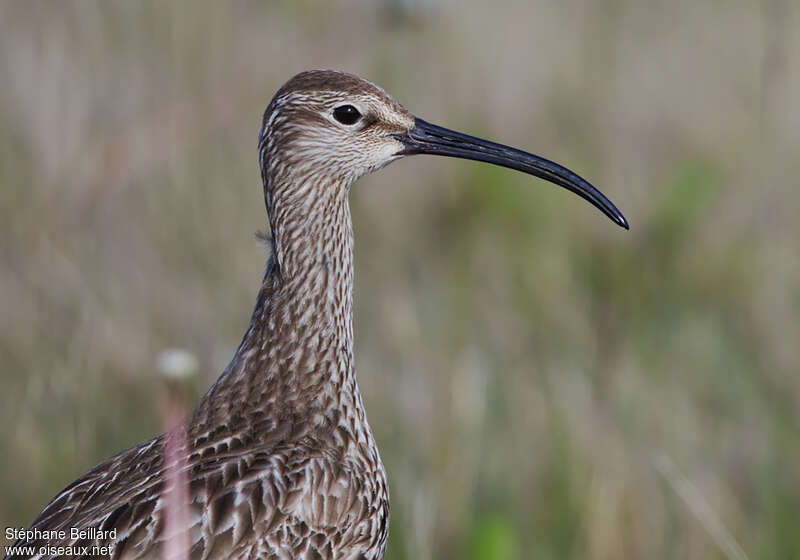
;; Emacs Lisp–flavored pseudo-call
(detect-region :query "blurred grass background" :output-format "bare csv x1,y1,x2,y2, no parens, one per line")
1,1,799,558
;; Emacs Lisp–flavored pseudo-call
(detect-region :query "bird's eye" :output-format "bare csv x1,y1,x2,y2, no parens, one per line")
333,105,362,126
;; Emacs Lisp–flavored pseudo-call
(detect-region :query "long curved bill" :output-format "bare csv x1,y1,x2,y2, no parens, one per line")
395,118,629,229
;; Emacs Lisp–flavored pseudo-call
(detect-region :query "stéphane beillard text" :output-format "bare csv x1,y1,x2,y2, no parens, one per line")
5,527,118,542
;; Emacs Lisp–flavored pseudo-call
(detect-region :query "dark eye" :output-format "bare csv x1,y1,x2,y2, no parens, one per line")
333,105,362,125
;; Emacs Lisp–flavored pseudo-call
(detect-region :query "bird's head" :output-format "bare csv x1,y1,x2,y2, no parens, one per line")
259,70,628,229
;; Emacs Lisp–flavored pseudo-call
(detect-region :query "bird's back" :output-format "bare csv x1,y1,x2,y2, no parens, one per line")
11,397,388,560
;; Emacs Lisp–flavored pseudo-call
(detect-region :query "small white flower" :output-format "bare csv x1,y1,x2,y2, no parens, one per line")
155,348,199,380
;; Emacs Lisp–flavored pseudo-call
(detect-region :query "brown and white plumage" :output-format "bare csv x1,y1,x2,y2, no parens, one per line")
8,70,627,560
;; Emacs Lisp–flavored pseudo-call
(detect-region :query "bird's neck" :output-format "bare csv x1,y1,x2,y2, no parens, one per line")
194,178,365,434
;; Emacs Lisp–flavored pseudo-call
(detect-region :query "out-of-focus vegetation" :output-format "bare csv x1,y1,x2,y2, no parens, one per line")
1,1,798,558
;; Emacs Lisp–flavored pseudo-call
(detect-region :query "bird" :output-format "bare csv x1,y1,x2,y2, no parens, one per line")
7,70,628,560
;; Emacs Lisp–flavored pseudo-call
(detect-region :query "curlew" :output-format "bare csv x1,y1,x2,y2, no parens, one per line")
7,70,627,560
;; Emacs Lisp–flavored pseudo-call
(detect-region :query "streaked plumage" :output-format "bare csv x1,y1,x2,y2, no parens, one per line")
8,70,627,560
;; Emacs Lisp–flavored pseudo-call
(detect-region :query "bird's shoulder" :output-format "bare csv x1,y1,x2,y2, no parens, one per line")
12,426,386,559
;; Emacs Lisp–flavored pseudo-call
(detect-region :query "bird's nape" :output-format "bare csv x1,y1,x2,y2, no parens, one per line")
395,117,629,229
